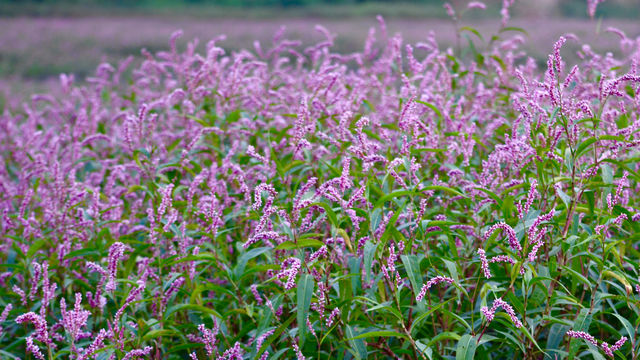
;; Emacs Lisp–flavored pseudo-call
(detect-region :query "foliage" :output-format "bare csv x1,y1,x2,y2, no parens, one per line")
1,1,640,359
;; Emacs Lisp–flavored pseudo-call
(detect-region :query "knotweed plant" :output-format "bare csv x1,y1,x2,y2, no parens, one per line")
1,1,640,359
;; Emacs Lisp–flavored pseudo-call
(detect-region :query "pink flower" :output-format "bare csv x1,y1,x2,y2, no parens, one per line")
60,293,91,342
516,180,538,219
484,222,521,252
481,298,522,328
106,242,131,292
326,307,341,327
587,0,606,18
293,341,306,360
601,336,627,357
416,276,454,301
0,303,12,336
122,347,153,360
198,322,220,357
467,1,486,10
15,312,49,344
25,336,45,360
566,330,598,346
250,284,263,305
567,330,627,357
478,249,492,279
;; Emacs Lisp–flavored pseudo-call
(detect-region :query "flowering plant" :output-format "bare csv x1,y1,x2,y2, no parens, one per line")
1,1,640,359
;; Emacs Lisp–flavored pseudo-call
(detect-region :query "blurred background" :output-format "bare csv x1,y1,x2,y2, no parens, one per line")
0,0,638,106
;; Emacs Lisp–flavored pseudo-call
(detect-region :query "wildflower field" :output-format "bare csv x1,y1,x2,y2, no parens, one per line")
1,1,640,359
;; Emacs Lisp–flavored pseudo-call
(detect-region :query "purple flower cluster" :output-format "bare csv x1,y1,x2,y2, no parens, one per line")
484,222,521,252
416,276,455,302
481,298,523,328
567,330,627,357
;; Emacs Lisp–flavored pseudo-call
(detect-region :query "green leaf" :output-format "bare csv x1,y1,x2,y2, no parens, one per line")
296,274,314,346
425,331,461,348
561,266,592,288
363,241,377,284
346,325,368,360
347,330,408,340
27,239,46,258
601,164,614,185
254,314,296,360
164,303,223,321
374,190,422,209
63,247,100,260
546,323,570,359
401,254,422,295
415,100,443,124
499,26,529,35
410,298,455,334
275,239,324,251
569,308,593,359
455,334,478,360
422,185,466,198
612,313,635,343
142,329,178,341
233,247,271,281
312,202,339,227
460,26,484,41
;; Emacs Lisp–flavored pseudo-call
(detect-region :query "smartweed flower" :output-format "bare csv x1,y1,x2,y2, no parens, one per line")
481,298,523,328
416,276,454,301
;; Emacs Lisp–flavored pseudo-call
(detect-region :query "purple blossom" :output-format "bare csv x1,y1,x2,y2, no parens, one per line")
567,330,627,357
77,328,110,360
0,303,11,336
613,213,627,226
122,347,153,360
416,276,454,302
517,180,538,220
15,312,49,344
219,341,243,360
587,0,606,18
326,307,341,327
293,342,306,360
478,249,492,279
157,184,175,217
25,336,45,360
278,258,302,290
467,1,486,10
250,284,263,305
256,328,275,350
481,298,523,328
484,222,521,252
198,322,220,357
106,242,131,292
60,293,91,342
566,330,598,346
602,336,627,357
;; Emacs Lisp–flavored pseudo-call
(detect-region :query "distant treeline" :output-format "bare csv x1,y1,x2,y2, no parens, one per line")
0,0,637,18
0,0,616,7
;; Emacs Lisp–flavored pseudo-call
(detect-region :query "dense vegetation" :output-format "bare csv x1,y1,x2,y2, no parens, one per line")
1,1,640,359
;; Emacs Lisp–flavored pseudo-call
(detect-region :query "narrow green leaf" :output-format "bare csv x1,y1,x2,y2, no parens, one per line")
254,314,296,360
142,329,178,341
455,334,477,360
346,325,368,360
401,254,422,295
569,308,593,359
275,239,323,251
347,330,407,340
297,274,314,346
